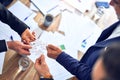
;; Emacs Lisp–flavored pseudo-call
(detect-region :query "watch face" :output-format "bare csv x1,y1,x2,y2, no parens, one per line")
0,0,13,7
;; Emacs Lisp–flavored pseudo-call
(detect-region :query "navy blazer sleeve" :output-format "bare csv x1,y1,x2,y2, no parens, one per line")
55,20,120,80
0,3,29,36
0,40,7,52
56,52,91,80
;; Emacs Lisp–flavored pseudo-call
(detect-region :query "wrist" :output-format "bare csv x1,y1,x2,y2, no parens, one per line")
7,41,11,49
43,73,53,78
40,73,53,80
7,41,14,50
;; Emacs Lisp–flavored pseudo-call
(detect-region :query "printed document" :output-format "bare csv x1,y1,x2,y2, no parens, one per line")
30,0,61,16
8,1,38,31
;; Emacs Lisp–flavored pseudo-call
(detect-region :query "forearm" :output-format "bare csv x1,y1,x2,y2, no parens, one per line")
0,40,8,52
56,52,91,80
0,3,28,36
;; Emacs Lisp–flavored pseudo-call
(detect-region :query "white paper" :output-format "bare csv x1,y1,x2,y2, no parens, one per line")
30,0,61,16
8,1,38,31
64,0,95,13
8,1,33,21
0,52,6,75
58,11,102,53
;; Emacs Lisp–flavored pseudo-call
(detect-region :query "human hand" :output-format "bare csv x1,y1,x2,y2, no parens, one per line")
21,28,36,44
47,44,62,59
7,41,32,55
34,54,52,78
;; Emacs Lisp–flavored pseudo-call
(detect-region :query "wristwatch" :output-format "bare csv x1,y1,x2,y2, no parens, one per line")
40,75,53,80
40,78,54,80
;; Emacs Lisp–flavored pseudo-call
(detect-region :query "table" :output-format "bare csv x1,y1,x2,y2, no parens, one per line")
0,0,40,80
0,0,117,80
0,0,77,80
0,50,40,80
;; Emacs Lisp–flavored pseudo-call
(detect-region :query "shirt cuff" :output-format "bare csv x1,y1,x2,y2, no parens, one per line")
0,40,8,52
5,40,8,51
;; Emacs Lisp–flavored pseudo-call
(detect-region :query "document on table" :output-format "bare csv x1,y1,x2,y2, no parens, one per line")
58,11,102,53
30,0,61,16
8,1,38,31
64,0,95,13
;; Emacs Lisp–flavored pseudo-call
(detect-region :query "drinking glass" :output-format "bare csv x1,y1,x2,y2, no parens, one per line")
18,56,30,71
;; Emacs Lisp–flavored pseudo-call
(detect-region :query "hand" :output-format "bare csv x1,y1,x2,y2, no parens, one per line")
7,41,32,55
47,44,62,59
21,28,36,44
34,54,52,78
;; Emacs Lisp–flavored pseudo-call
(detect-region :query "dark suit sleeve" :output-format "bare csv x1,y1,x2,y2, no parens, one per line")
0,3,29,36
0,40,7,52
56,52,91,80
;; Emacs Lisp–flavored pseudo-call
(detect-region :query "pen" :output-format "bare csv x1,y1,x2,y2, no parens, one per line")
24,13,33,21
10,35,14,41
47,5,59,13
81,33,93,48
37,30,44,39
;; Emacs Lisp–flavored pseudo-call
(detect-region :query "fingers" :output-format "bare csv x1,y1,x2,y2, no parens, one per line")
32,31,36,37
22,44,32,49
30,32,36,41
21,29,36,44
22,36,35,44
35,54,45,65
35,56,41,64
47,44,59,50
20,49,31,55
40,54,45,63
19,44,32,55
22,38,30,44
46,44,62,59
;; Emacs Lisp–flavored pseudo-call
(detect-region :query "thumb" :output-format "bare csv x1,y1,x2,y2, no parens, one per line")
22,44,32,49
40,54,46,63
32,31,35,36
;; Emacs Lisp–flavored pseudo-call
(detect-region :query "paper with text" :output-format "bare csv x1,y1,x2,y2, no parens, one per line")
8,1,38,31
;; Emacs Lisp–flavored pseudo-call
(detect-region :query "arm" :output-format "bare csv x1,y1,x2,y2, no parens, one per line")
47,44,91,80
0,40,7,52
0,3,35,43
0,39,32,55
56,52,91,80
0,3,28,36
34,54,53,80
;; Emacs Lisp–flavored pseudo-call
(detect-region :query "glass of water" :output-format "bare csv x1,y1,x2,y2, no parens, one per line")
18,56,30,71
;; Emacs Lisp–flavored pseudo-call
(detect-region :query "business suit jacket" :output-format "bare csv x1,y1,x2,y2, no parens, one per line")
56,20,120,80
0,3,29,52
0,0,13,7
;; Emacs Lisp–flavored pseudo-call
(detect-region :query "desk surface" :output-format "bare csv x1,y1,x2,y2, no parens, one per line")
0,0,117,80
0,50,40,80
0,0,76,80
